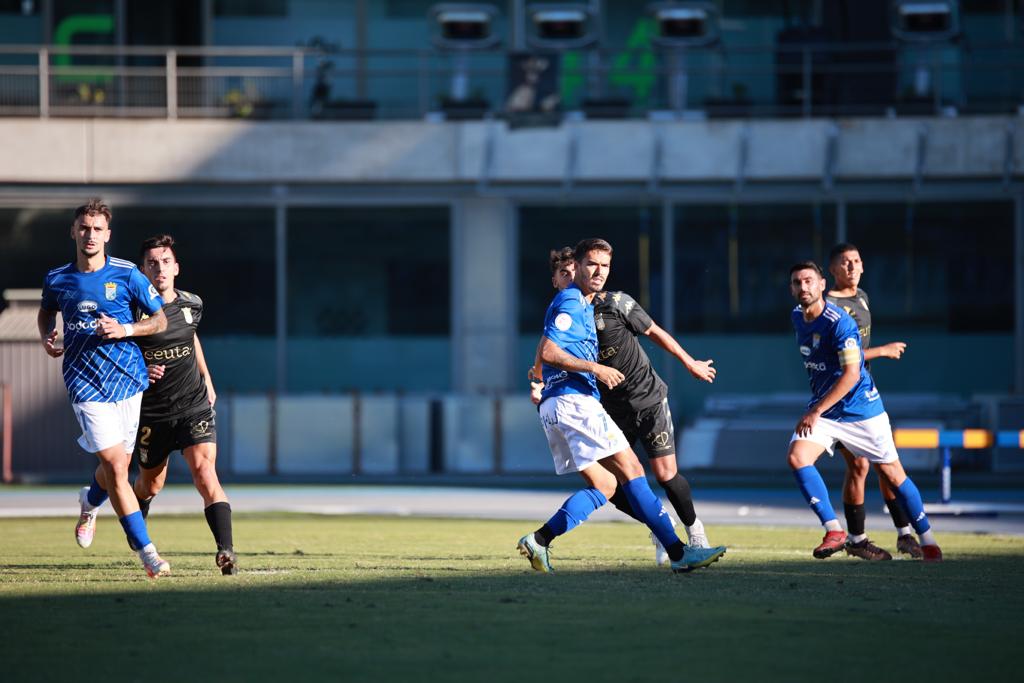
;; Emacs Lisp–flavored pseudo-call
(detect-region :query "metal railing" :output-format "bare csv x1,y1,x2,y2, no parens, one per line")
0,42,1022,120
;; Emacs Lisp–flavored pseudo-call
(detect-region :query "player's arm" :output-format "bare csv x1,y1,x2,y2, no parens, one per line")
194,335,217,407
539,337,624,389
795,356,861,437
37,308,63,358
864,341,906,361
643,322,716,383
96,307,167,340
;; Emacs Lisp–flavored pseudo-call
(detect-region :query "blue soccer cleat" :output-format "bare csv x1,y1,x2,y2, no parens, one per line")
671,544,727,573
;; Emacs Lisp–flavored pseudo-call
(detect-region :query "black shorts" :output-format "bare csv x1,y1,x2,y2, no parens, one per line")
134,407,217,470
607,397,675,460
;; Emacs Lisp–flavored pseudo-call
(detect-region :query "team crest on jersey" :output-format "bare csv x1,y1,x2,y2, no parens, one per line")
182,307,193,324
812,333,821,349
844,337,858,349
104,282,117,300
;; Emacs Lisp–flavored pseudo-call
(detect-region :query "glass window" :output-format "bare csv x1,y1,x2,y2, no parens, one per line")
846,201,1013,332
674,203,836,332
518,204,662,332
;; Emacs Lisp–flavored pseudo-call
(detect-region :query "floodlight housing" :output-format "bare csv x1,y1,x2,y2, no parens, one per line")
648,2,720,48
526,4,597,50
890,0,960,43
430,4,500,50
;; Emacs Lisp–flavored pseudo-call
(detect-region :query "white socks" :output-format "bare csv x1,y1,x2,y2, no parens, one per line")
824,519,843,532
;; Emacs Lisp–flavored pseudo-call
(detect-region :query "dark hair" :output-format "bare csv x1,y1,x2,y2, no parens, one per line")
139,234,178,262
549,246,574,275
573,238,613,263
790,260,824,278
829,242,860,263
73,198,112,224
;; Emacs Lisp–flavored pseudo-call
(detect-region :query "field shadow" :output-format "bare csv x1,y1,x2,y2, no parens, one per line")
1,553,1020,683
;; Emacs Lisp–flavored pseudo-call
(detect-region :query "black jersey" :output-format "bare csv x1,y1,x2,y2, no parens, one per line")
133,289,208,421
826,288,872,349
593,290,667,413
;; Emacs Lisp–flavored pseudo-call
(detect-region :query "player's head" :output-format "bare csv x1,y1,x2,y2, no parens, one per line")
789,260,826,308
573,238,613,295
828,242,863,290
71,198,112,258
140,234,180,294
549,246,575,291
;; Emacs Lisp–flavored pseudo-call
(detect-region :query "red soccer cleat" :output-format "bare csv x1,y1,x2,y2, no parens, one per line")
812,530,848,559
921,544,943,562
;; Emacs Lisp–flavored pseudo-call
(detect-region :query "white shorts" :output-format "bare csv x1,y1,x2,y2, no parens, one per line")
539,393,628,475
72,392,143,454
789,411,899,464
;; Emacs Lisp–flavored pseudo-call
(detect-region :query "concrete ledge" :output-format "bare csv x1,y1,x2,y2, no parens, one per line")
0,115,1018,185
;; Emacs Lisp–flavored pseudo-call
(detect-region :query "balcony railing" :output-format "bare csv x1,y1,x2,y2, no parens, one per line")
0,42,1021,121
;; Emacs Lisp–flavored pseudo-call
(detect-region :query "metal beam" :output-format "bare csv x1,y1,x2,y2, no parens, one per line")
274,197,287,395
1017,191,1024,394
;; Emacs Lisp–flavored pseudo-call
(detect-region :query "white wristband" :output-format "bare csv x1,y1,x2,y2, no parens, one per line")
122,323,134,337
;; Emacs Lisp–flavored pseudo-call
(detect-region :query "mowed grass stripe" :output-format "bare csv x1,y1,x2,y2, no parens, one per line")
0,515,1020,683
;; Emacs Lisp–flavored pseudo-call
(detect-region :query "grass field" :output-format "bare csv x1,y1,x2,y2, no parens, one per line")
1,514,1021,682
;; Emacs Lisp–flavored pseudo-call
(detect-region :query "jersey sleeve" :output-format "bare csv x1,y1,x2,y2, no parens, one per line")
834,315,862,367
543,292,586,347
40,273,58,311
127,267,163,315
618,293,654,335
187,292,203,326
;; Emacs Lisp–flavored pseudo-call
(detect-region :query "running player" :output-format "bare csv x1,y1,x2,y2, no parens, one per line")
531,247,722,566
786,261,941,562
517,238,726,573
826,243,920,560
39,198,171,578
76,234,237,575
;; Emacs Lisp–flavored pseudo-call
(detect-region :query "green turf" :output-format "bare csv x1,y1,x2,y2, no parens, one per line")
1,515,1021,682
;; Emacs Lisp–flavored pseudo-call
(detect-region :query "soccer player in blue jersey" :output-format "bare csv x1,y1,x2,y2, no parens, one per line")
517,238,726,573
38,199,172,578
786,261,942,562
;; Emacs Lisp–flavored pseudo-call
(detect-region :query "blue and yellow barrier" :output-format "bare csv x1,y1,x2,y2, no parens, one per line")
892,429,1021,504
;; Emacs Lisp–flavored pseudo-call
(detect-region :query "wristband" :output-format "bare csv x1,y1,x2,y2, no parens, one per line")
122,323,134,337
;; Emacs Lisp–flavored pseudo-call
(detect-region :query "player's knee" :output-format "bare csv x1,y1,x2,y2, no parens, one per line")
651,456,677,482
136,476,162,499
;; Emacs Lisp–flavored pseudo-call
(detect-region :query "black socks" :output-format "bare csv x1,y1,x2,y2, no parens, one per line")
844,502,866,536
204,501,234,551
658,473,697,527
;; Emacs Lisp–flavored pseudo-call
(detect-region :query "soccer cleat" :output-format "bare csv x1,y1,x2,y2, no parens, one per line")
897,533,924,559
216,548,238,575
139,547,171,578
921,544,943,563
688,533,711,549
517,534,554,573
844,538,892,561
812,530,848,559
672,544,727,573
75,486,98,549
650,532,670,567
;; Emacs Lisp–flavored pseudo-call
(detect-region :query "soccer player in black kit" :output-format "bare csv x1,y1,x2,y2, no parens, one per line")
532,247,723,566
132,234,237,574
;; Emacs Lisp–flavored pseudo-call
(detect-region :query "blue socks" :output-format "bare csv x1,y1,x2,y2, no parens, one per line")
622,476,681,551
893,477,931,534
86,473,108,508
119,511,151,551
793,466,838,526
543,487,607,537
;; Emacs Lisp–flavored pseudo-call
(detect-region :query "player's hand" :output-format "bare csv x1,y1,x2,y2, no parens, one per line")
795,409,820,438
148,364,166,382
95,313,126,340
529,380,544,405
878,342,906,359
206,379,217,407
593,364,625,389
42,329,63,358
687,359,716,383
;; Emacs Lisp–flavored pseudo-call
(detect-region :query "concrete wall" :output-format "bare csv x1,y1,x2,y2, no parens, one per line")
2,116,1019,185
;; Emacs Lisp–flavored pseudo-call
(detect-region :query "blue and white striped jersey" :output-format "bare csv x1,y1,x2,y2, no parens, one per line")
791,302,884,422
41,257,164,404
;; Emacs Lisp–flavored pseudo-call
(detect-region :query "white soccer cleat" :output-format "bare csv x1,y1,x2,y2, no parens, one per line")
75,486,98,549
139,545,171,578
650,531,670,566
688,533,711,549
